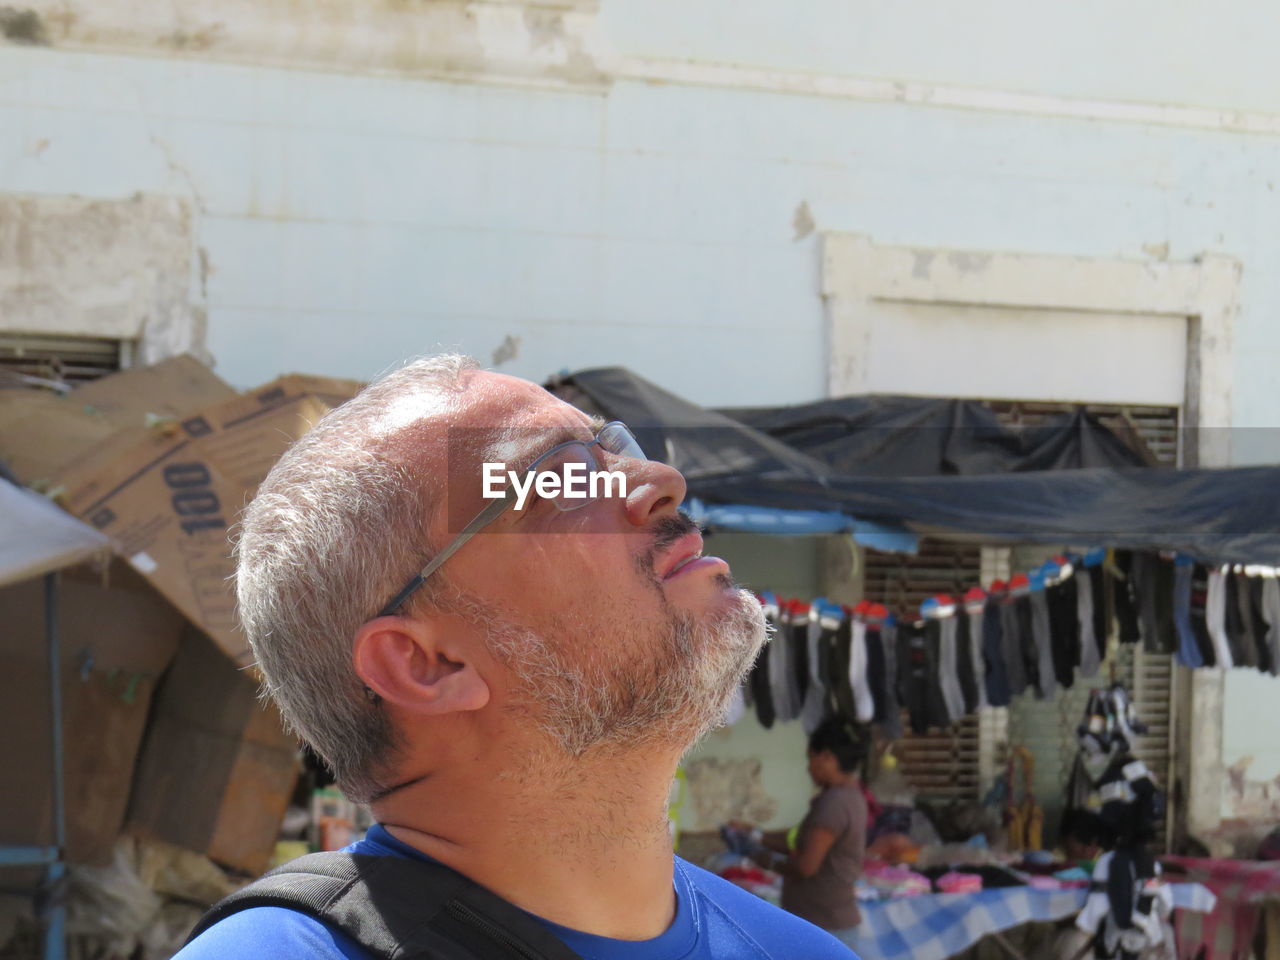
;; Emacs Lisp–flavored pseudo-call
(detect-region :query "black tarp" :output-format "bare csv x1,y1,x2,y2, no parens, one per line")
720,395,1154,476
547,367,1280,564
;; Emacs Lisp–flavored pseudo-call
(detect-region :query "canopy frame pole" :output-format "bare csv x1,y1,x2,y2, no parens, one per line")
42,572,66,960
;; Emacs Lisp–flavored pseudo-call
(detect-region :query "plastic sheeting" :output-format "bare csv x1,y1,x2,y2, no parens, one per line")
709,466,1280,564
548,367,1280,564
681,498,920,553
720,394,1152,476
0,479,110,587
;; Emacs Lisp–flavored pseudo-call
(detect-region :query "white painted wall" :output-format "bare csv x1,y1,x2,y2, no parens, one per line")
6,0,1280,829
6,43,1280,422
857,305,1188,407
605,0,1280,116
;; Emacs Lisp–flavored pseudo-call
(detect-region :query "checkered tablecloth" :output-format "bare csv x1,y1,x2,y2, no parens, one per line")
1160,857,1280,960
846,883,1214,960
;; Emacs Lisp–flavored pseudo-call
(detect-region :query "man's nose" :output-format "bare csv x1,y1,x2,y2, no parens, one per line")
622,458,687,527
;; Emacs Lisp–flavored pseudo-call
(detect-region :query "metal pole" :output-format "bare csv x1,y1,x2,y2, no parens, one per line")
43,572,66,960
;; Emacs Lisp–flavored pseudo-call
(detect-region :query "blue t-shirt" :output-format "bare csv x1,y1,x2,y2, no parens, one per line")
176,825,856,959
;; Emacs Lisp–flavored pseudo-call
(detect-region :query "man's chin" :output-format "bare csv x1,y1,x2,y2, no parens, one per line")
506,585,767,758
718,584,769,664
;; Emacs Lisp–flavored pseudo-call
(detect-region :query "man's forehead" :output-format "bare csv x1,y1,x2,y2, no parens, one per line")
457,371,571,420
444,372,596,461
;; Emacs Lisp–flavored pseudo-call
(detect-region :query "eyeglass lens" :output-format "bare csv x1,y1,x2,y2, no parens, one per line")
532,424,646,512
598,422,646,460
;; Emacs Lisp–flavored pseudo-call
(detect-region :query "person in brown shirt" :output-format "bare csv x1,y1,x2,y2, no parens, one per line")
749,719,868,949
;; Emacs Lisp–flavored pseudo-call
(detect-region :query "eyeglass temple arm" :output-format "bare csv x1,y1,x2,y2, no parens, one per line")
376,492,515,617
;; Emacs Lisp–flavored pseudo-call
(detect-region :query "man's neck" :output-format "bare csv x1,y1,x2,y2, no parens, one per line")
374,740,683,941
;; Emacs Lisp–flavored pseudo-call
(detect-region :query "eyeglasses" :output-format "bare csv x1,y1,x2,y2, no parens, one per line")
376,421,647,617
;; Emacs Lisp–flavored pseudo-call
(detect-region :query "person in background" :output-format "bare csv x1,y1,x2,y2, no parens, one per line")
740,719,869,949
1058,808,1110,871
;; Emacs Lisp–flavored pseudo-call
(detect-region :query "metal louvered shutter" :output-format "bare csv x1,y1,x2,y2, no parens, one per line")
0,334,127,385
864,539,984,801
1121,643,1175,849
990,399,1179,849
983,399,1180,467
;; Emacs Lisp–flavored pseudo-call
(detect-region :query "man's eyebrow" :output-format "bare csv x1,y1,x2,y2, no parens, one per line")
486,415,610,470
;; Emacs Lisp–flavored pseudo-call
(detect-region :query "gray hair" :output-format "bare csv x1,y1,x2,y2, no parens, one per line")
235,354,479,801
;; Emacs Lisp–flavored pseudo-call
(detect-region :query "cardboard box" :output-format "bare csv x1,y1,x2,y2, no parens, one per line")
55,425,249,660
127,628,299,876
0,355,235,487
1,362,351,874
53,371,362,664
72,354,237,431
182,372,362,491
0,562,184,865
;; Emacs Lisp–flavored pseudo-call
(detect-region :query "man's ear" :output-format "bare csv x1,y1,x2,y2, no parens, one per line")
352,615,490,715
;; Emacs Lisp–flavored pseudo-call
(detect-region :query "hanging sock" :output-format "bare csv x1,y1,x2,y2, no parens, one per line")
1227,571,1259,669
1172,556,1204,668
898,623,935,735
1082,550,1111,663
1028,570,1057,700
1152,554,1179,655
996,581,1029,698
963,587,989,711
981,588,1012,707
748,655,774,729
865,604,894,733
787,603,811,708
877,617,903,738
1011,574,1040,695
955,607,980,714
1078,564,1102,677
1132,552,1176,654
830,617,859,723
799,611,829,734
924,595,966,724
1189,564,1217,667
767,602,798,722
1262,577,1280,677
1112,551,1143,645
1206,569,1235,668
750,595,779,728
1045,562,1079,690
848,616,875,723
1247,575,1273,673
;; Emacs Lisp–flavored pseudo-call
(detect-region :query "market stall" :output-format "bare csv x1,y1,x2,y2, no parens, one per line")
550,366,1280,959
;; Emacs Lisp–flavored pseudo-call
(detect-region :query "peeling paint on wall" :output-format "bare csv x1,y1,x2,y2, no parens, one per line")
491,333,522,367
791,200,814,241
946,250,992,273
0,193,207,364
0,6,48,44
1225,756,1280,820
9,0,609,90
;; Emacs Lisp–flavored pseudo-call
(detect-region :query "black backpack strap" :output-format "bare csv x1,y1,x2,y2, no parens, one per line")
186,852,584,960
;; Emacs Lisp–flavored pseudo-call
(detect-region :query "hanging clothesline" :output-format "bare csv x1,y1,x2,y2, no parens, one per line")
741,550,1280,739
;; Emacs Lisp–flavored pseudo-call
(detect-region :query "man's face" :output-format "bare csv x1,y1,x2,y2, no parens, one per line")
425,372,767,754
